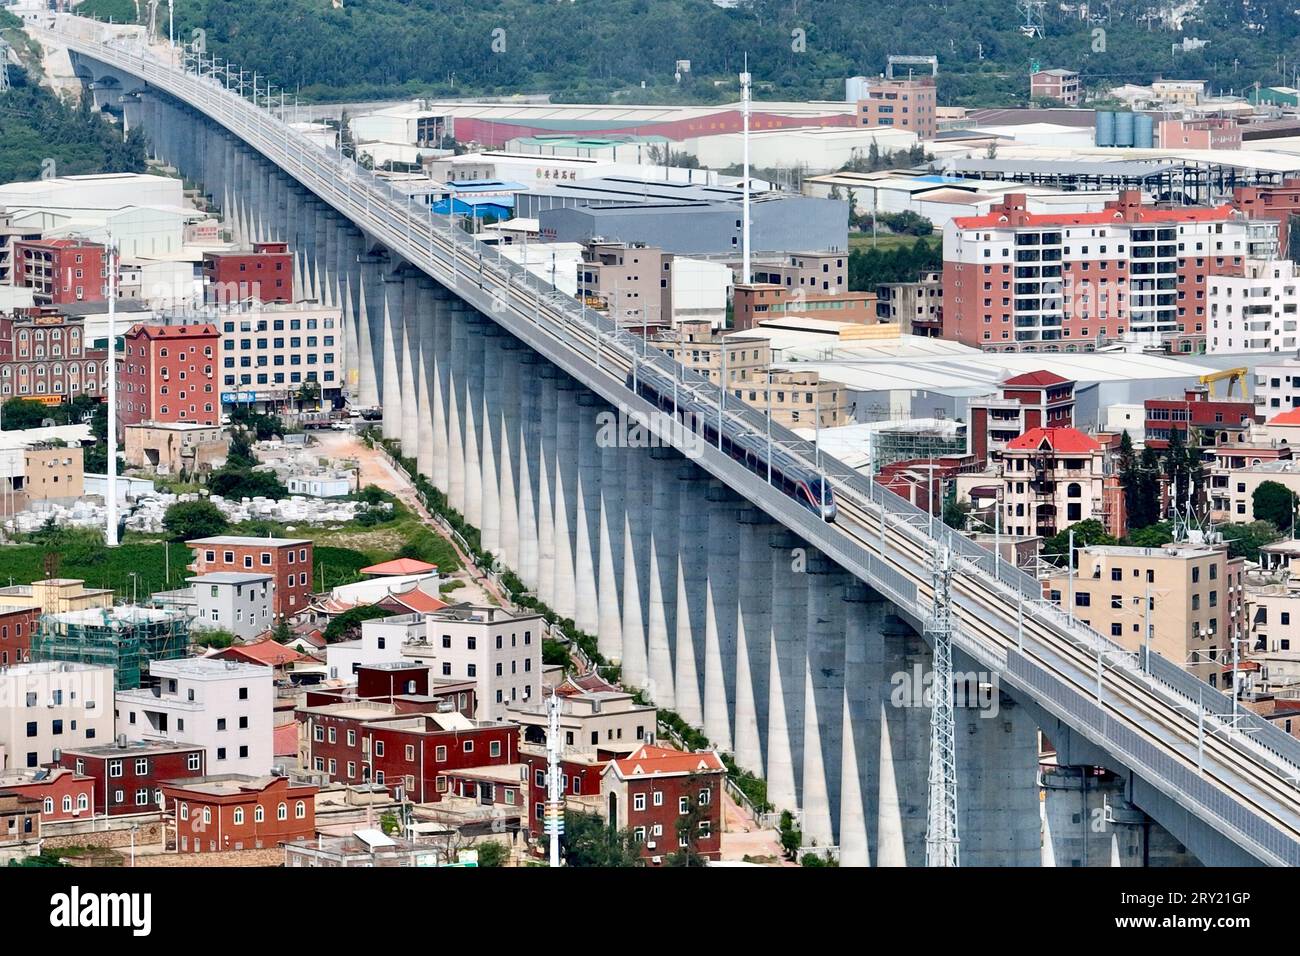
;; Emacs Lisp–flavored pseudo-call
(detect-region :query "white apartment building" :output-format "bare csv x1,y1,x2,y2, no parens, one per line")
1217,460,1300,521
115,658,273,775
326,614,421,680
1207,259,1300,354
402,606,544,721
0,662,114,770
1254,356,1300,414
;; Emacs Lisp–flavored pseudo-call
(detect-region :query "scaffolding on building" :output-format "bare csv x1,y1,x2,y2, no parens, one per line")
869,419,968,471
31,606,190,690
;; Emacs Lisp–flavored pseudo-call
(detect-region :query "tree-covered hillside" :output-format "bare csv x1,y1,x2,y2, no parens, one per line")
71,0,1300,105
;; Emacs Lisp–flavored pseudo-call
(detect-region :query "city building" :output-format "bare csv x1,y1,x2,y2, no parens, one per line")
1232,178,1300,258
117,323,220,430
1212,459,1300,521
732,284,877,331
12,238,106,305
1157,118,1242,151
202,241,294,304
189,573,276,641
650,320,770,391
967,370,1077,463
297,700,519,801
961,426,1116,539
1030,69,1081,106
1046,543,1246,686
400,605,545,720
161,774,317,854
0,791,41,862
54,740,207,817
875,272,943,336
115,658,275,775
0,578,113,616
0,766,94,823
600,745,726,864
1207,258,1300,353
32,606,190,691
942,191,1255,352
1151,79,1206,105
576,241,668,329
742,252,849,296
186,536,314,617
0,437,84,514
1143,386,1257,450
1254,357,1300,414
506,688,657,756
200,303,344,408
0,308,109,402
0,606,37,667
304,661,477,719
0,662,114,770
856,76,937,138
124,421,229,476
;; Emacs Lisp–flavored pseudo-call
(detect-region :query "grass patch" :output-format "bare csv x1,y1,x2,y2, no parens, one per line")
848,232,941,252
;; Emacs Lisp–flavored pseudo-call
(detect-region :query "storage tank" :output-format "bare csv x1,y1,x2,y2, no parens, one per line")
1115,111,1135,147
1095,110,1116,147
845,76,869,102
1134,113,1154,148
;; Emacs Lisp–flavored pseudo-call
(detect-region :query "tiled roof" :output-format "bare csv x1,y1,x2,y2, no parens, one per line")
1269,407,1300,426
1005,426,1101,453
360,558,439,576
1002,370,1071,388
385,588,447,614
273,722,298,756
953,203,1236,230
214,639,311,667
606,745,726,780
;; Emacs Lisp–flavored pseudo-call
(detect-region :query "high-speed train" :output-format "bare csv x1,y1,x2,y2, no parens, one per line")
627,366,837,521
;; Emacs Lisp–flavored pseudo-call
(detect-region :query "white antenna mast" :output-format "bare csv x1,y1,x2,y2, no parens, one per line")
106,235,119,548
741,55,752,286
546,690,563,867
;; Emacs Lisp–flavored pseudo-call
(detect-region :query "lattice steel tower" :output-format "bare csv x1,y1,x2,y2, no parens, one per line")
925,545,961,867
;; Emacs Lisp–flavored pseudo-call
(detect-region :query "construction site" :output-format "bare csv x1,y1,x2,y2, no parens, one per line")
31,606,191,690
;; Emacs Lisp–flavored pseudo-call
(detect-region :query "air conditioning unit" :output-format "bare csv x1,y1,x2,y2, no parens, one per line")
646,841,656,850
651,855,662,864
51,748,61,762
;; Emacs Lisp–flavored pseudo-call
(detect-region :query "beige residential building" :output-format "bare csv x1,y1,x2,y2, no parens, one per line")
1047,544,1246,686
651,321,770,388
742,251,849,296
961,426,1117,540
506,689,657,756
577,241,668,329
0,578,114,615
125,421,229,476
17,443,82,506
1220,460,1300,522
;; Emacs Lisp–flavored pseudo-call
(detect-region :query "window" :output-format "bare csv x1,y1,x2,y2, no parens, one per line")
277,803,287,821
463,740,474,753
634,793,646,811
374,740,384,757
699,788,711,806
490,741,501,758
295,801,306,819
255,805,265,823
653,791,663,807
233,808,245,825
435,745,447,762
679,795,690,814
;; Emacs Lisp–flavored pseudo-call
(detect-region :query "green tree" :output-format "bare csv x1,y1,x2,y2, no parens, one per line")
323,604,392,642
1253,480,1298,530
162,499,228,541
542,638,571,667
546,811,643,867
475,840,509,867
1124,521,1174,548
1219,521,1281,562
0,398,52,430
272,616,294,644
1045,519,1115,568
942,498,970,531
208,468,288,500
778,809,802,861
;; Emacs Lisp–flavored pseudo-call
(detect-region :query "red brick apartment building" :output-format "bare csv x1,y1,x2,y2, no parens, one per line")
118,323,220,429
968,371,1076,463
521,748,608,834
54,741,206,817
12,238,106,305
298,700,518,803
0,310,109,404
304,662,478,718
161,774,317,853
942,191,1253,351
1233,177,1300,255
1144,386,1257,450
203,241,293,304
600,745,726,864
0,606,37,666
187,535,314,616
0,767,94,822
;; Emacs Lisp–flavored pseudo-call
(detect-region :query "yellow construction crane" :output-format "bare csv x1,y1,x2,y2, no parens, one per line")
1198,367,1250,401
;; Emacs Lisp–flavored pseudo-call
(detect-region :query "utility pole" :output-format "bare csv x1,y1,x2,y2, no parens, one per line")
925,545,960,867
106,236,119,547
545,691,563,867
740,56,752,286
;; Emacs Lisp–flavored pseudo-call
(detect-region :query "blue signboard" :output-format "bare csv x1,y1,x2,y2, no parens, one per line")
221,391,259,404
